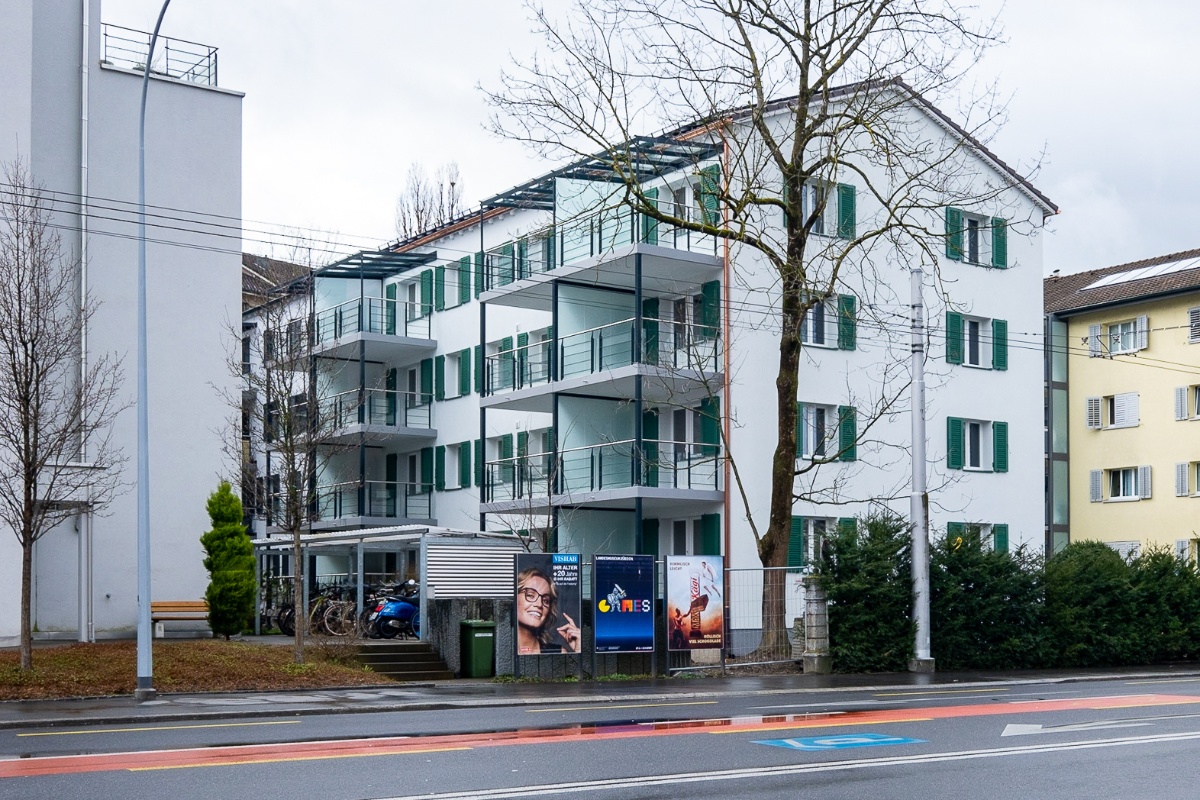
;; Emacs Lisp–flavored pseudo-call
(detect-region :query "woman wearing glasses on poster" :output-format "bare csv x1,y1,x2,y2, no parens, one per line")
516,567,581,654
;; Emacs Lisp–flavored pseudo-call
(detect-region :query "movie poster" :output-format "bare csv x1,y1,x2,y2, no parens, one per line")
514,553,581,655
665,555,724,651
593,554,655,653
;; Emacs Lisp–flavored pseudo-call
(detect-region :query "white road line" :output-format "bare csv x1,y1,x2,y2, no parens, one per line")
374,730,1200,800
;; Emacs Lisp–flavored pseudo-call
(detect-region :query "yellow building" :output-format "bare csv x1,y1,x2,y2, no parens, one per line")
1046,249,1200,558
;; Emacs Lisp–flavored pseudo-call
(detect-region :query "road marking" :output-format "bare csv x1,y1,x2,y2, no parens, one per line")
754,732,926,751
874,688,1006,697
1127,678,1200,685
373,731,1200,800
128,747,470,771
526,701,717,713
1002,721,1152,736
17,720,301,737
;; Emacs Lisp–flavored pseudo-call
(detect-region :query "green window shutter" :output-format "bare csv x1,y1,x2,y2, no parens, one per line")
434,355,446,401
499,336,514,389
991,217,1008,268
947,521,966,541
419,269,433,316
947,416,964,470
474,439,483,487
434,265,446,311
795,401,805,458
642,408,659,488
788,516,805,572
420,446,434,493
699,396,720,457
385,368,397,426
543,426,556,454
544,228,556,270
517,237,529,280
458,442,472,488
458,348,471,397
838,405,857,462
992,318,1008,371
419,358,433,402
699,513,720,555
837,294,857,350
499,241,515,286
499,433,514,483
836,183,856,239
945,207,963,261
642,297,659,365
474,251,485,297
640,517,659,557
642,187,659,245
992,523,1009,553
946,311,964,365
458,256,471,305
698,165,721,226
434,445,446,491
516,430,528,458
516,332,529,388
992,421,1009,473
837,517,855,538
384,283,397,335
548,527,559,553
699,280,720,331
473,344,483,394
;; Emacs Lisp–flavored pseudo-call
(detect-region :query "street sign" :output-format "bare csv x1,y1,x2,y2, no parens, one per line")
753,733,925,751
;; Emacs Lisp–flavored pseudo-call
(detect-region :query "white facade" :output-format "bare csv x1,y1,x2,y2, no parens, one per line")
0,0,243,642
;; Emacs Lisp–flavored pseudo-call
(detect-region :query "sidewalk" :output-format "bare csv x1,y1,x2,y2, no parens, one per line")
4,663,1200,730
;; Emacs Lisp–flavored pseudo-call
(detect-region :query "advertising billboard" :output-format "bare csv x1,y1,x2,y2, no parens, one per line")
593,554,655,653
665,555,724,651
514,553,581,655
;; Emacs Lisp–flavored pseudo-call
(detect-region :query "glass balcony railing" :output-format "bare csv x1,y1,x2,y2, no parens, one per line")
319,389,433,432
314,298,430,345
484,202,718,291
483,439,720,502
315,481,433,521
484,318,720,395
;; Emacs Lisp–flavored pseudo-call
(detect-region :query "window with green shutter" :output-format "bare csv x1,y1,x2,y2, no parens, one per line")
642,187,659,244
474,345,483,394
699,396,720,456
499,337,515,389
945,207,963,261
458,442,472,488
498,434,514,483
419,269,433,317
699,280,720,333
698,165,721,226
837,294,857,350
543,228,556,270
498,242,515,286
642,298,659,364
517,238,529,280
434,265,446,311
838,406,857,462
434,445,446,491
947,417,964,470
385,368,397,426
992,318,1008,371
836,183,856,239
458,256,471,305
788,516,805,572
642,408,659,487
384,283,398,335
947,521,966,542
794,401,805,459
640,518,660,557
991,218,1007,268
434,355,445,401
992,523,1009,553
474,438,483,487
419,358,433,404
420,447,434,494
992,421,1009,473
946,312,964,364
699,513,721,555
474,251,484,297
458,348,471,397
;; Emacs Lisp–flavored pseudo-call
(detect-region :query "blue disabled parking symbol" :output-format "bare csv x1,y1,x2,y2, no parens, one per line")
753,732,925,751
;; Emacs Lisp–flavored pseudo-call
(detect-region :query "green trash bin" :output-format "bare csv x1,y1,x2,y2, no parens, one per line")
460,620,496,678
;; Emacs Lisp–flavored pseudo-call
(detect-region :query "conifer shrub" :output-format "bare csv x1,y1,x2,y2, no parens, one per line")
200,482,256,639
1129,546,1200,663
1044,541,1141,667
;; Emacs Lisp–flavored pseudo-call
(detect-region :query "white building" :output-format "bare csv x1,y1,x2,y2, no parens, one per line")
245,83,1054,597
0,0,242,642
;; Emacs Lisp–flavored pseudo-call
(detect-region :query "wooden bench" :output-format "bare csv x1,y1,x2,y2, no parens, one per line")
150,601,209,638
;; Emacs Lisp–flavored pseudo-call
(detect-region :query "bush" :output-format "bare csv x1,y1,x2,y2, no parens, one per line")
819,513,914,672
930,528,1048,670
1130,546,1200,662
1044,541,1142,667
200,482,256,639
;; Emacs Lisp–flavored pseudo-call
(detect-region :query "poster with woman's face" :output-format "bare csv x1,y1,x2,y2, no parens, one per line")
665,555,724,650
515,553,581,655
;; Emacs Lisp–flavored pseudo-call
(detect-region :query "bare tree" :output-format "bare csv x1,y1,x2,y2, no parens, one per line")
0,160,126,669
487,0,1035,651
394,162,465,240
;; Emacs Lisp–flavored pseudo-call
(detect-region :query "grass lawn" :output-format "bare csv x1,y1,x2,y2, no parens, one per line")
0,640,390,701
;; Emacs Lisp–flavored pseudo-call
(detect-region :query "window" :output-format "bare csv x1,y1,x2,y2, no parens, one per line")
946,312,1007,369
1175,462,1199,497
946,522,1010,554
801,294,857,350
1088,316,1148,356
1087,392,1139,429
1173,386,1200,420
789,517,854,572
1109,320,1137,354
1090,465,1152,502
946,417,1008,472
796,403,857,462
797,181,856,239
945,207,1007,267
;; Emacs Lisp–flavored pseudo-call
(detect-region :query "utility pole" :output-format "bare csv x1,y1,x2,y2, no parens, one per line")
909,267,934,673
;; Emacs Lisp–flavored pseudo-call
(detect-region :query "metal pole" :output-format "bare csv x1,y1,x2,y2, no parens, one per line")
135,0,172,701
909,267,933,673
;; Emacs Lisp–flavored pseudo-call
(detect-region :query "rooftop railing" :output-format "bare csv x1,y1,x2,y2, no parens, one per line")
314,297,431,344
100,23,218,86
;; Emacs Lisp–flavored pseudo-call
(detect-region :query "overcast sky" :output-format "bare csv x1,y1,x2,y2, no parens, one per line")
102,0,1200,275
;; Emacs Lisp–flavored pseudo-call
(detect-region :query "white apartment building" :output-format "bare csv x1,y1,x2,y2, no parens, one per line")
245,83,1054,594
0,1,242,642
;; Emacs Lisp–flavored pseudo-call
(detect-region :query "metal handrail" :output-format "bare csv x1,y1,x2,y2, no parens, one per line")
100,23,218,86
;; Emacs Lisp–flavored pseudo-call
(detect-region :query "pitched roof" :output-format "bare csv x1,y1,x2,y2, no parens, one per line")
241,253,309,311
1044,248,1200,315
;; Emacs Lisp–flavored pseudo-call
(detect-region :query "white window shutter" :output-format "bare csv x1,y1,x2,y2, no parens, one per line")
1088,324,1102,357
1086,397,1102,429
1139,465,1152,499
1090,469,1103,502
1136,315,1149,350
1177,387,1189,420
1177,463,1190,497
1112,393,1127,426
1127,393,1139,425
1190,307,1200,344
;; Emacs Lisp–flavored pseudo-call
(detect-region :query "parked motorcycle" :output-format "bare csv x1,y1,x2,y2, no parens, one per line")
367,579,421,639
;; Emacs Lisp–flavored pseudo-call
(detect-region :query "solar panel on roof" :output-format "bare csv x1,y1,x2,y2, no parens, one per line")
1083,257,1200,290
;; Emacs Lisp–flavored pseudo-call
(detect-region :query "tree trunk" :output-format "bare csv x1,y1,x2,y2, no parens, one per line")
20,534,32,670
292,528,304,664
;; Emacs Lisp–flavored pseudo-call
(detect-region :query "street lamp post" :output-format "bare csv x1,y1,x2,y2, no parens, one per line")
135,0,172,702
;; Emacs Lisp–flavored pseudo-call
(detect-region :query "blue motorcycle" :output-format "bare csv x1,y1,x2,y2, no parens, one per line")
368,580,420,639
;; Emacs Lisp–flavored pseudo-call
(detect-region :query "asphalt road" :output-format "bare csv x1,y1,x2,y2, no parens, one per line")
4,676,1200,799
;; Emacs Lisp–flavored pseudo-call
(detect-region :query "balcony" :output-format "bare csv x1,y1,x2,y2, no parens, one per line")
101,23,218,86
319,389,435,444
481,439,722,515
483,318,721,411
312,481,434,530
312,297,434,363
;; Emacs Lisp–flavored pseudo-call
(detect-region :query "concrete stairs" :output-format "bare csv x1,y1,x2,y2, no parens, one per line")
355,641,454,681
